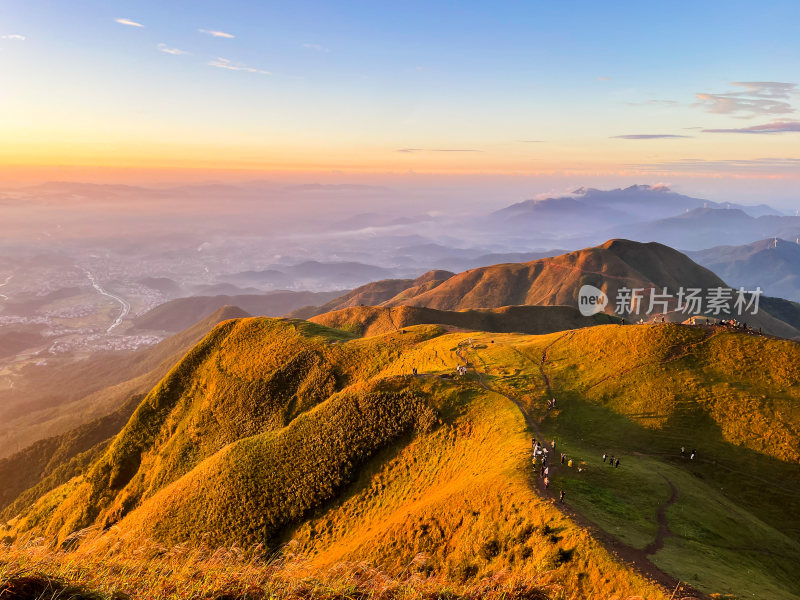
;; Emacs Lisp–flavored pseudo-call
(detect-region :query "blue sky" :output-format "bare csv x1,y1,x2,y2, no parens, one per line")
1,0,798,195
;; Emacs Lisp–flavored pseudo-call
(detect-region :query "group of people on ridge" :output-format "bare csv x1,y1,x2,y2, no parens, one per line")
602,453,621,468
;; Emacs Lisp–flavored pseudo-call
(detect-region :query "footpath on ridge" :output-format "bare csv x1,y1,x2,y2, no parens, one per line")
454,338,706,600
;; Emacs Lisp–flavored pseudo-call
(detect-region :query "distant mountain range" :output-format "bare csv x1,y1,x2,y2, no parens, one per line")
287,239,800,338
222,261,398,290
689,238,800,301
132,290,344,332
490,185,782,237
611,208,800,250
388,239,721,309
288,270,454,319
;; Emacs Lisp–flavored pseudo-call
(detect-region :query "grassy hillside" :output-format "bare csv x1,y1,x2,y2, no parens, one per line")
376,239,799,338
452,324,800,599
4,318,800,599
288,270,454,319
310,304,619,337
0,393,143,516
3,317,672,600
0,305,251,510
387,240,723,311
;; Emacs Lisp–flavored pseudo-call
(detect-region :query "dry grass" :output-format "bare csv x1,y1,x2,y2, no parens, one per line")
16,319,795,598
0,537,558,600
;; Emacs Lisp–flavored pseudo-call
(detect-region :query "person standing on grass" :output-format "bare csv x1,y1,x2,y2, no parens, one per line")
544,477,550,489
559,489,565,503
602,452,607,463
690,449,696,460
615,458,620,468
681,446,685,457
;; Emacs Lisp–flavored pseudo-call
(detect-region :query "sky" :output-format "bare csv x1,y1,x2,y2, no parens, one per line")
1,0,799,201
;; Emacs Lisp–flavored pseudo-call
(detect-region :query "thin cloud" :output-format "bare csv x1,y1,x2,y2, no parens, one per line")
612,134,692,140
157,43,189,56
630,157,800,173
703,120,800,134
625,99,679,107
396,148,482,153
208,57,270,75
303,43,330,52
694,81,797,118
199,29,235,38
1,34,26,41
518,139,546,143
597,77,612,81
115,18,144,28
729,81,796,98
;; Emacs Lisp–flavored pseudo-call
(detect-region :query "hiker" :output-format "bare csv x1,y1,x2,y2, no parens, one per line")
681,446,685,457
551,440,556,451
544,477,550,489
568,458,573,468
608,455,615,466
559,489,565,503
690,449,696,460
412,367,417,375
615,458,620,468
552,397,557,409
544,466,549,477
561,453,566,465
540,465,545,477
532,438,537,448
602,453,607,463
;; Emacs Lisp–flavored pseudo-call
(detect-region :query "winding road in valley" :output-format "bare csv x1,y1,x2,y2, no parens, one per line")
83,269,130,333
